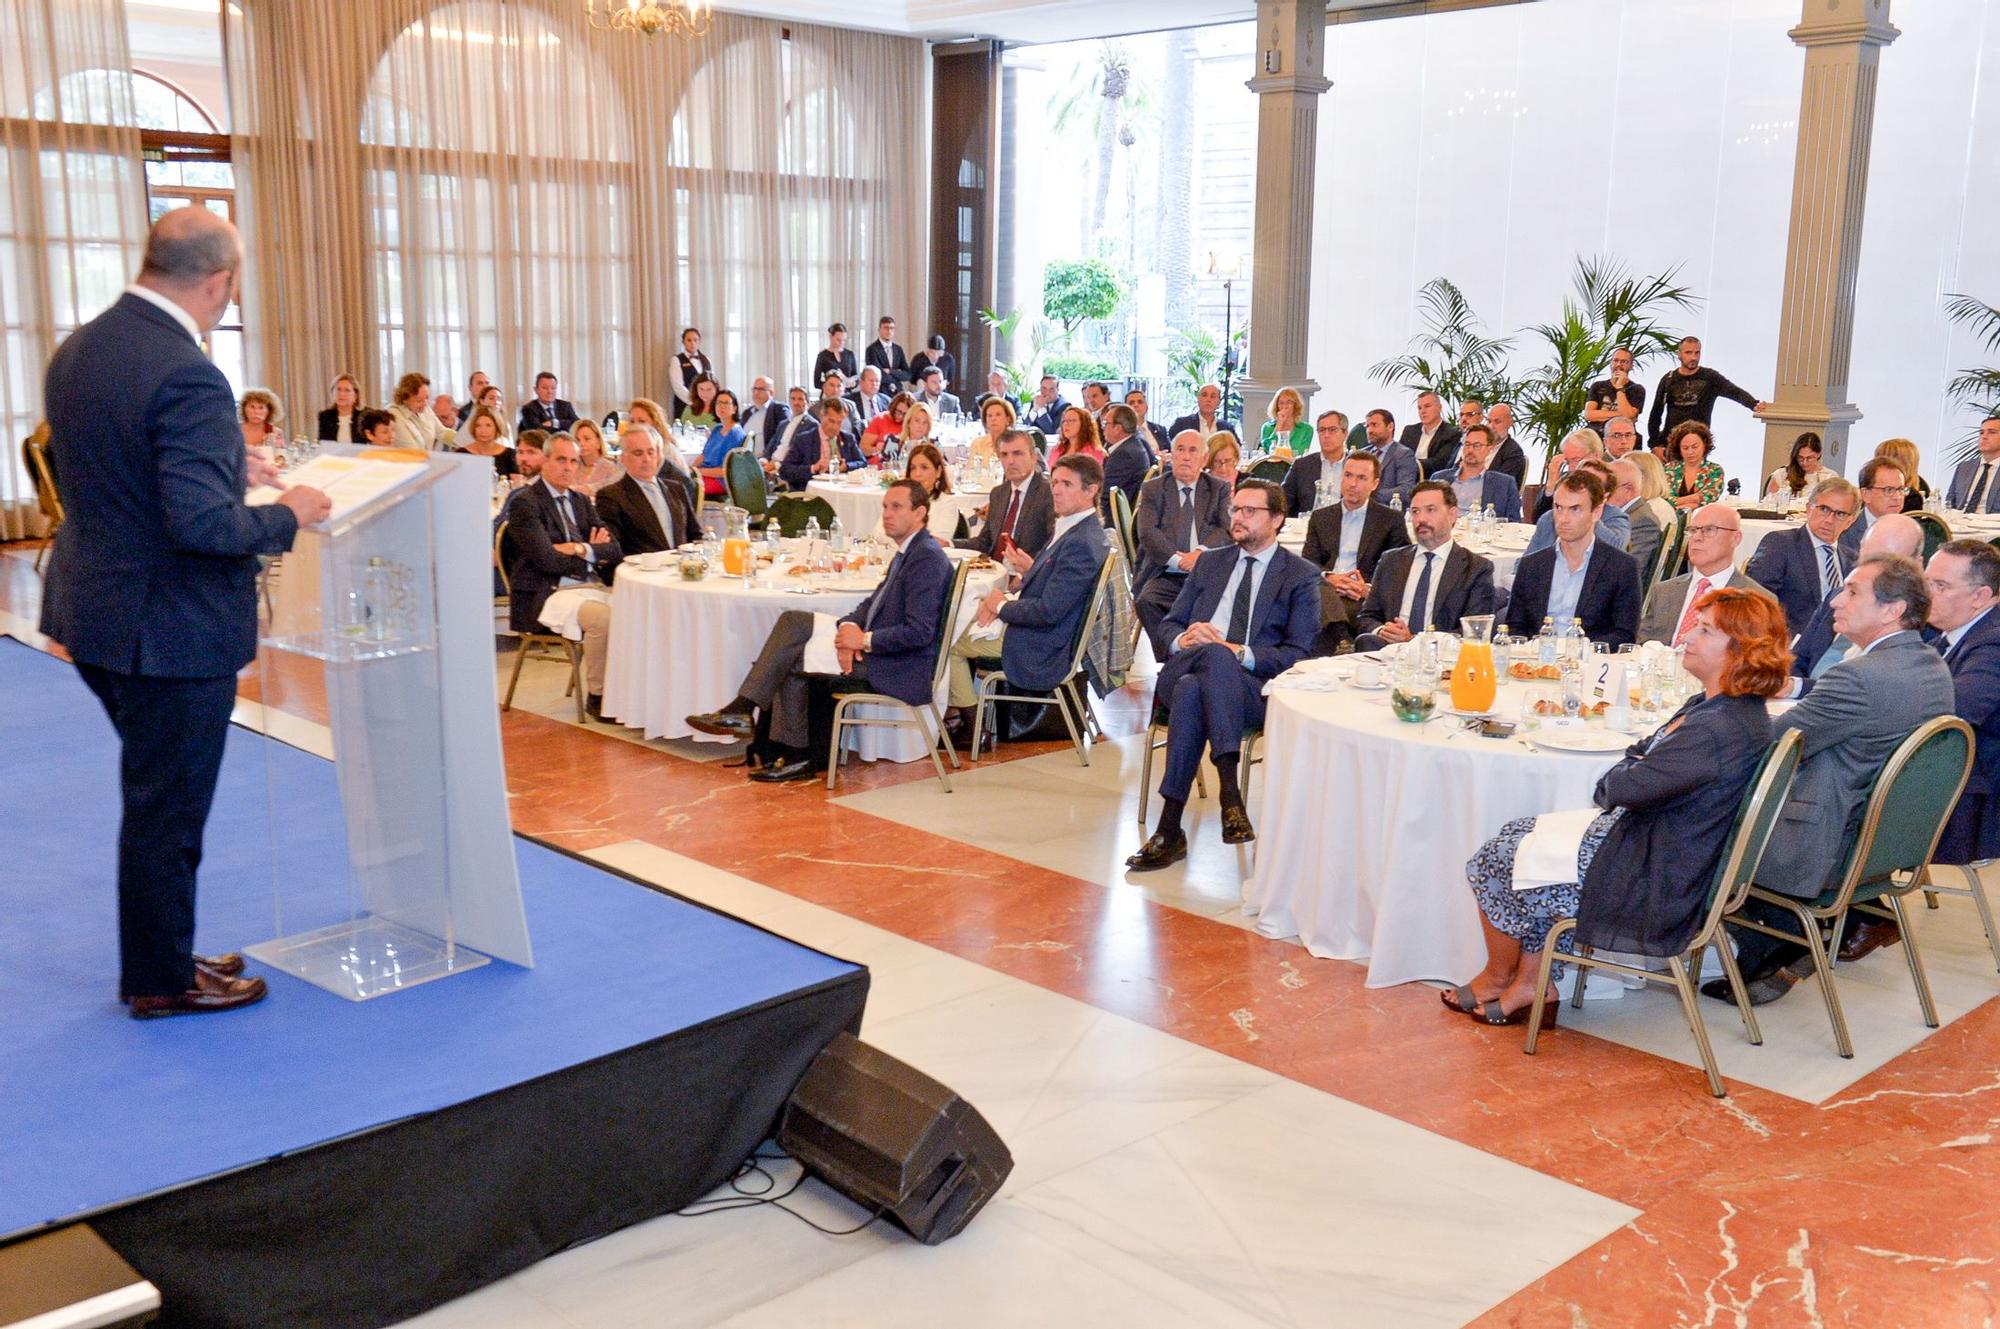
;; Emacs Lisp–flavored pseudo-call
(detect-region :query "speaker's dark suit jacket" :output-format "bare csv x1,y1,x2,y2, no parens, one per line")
779,428,864,493
1399,422,1462,478
841,529,953,705
957,473,1056,559
1745,524,1852,638
595,473,696,572
745,401,789,454
1279,450,1341,520
503,479,620,633
1941,611,2000,863
1355,543,1496,641
998,518,1109,692
517,397,579,436
42,292,299,677
1501,543,1641,648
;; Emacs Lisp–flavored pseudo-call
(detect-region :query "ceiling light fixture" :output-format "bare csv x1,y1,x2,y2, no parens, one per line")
584,0,712,38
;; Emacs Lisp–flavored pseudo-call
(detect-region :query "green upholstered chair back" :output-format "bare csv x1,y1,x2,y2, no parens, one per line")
723,447,769,519
769,493,837,537
1823,716,1974,909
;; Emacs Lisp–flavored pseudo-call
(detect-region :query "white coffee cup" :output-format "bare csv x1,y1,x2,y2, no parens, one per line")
1356,660,1383,688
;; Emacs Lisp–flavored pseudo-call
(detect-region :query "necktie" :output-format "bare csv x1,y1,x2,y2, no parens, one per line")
1408,551,1436,632
555,492,576,542
1818,542,1840,598
1937,634,1953,660
1976,464,1995,513
1673,576,1711,647
999,486,1023,543
644,480,674,548
1174,485,1194,553
1226,552,1257,643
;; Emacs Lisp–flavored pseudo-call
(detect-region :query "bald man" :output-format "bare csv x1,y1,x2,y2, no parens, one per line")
1636,504,1771,645
42,206,331,1019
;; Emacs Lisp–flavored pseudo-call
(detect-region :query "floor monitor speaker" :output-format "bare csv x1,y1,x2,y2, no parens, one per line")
778,1032,1011,1245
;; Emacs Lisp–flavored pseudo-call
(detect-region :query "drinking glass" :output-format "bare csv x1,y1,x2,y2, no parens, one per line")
1390,652,1437,723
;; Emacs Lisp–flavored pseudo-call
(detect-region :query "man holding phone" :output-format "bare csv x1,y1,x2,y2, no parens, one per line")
956,428,1053,561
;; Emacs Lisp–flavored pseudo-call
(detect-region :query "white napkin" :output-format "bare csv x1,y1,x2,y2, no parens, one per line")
803,611,842,673
1510,807,1603,892
965,617,1006,642
536,586,611,642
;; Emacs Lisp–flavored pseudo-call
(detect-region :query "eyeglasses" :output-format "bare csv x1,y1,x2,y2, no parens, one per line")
1686,525,1735,537
1862,485,1910,496
1809,503,1857,519
1229,505,1272,517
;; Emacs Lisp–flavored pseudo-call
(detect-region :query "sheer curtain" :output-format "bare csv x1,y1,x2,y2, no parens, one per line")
0,0,146,538
225,0,926,424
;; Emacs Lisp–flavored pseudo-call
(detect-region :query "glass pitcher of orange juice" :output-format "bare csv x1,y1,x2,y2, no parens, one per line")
1451,614,1498,714
720,505,752,577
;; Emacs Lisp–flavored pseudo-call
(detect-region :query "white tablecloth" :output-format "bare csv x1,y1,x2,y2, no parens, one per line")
1278,518,1533,590
1242,679,1625,986
601,554,996,761
807,475,981,538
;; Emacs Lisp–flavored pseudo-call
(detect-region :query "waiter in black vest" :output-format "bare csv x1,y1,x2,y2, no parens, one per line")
669,326,713,420
40,207,332,1018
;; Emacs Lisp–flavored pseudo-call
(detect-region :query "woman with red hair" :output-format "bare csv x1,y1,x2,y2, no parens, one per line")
1448,588,1792,1024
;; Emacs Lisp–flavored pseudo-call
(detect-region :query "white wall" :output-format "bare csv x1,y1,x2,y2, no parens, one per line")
1307,0,2000,485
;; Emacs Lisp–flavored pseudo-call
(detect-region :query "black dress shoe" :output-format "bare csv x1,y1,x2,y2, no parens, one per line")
585,693,604,721
130,969,268,1019
1838,918,1901,963
687,709,754,740
1220,805,1255,845
748,756,818,783
1701,968,1801,1007
1125,830,1188,872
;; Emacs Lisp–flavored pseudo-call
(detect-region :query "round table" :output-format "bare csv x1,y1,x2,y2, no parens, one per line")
1242,675,1627,987
600,551,996,761
807,475,982,539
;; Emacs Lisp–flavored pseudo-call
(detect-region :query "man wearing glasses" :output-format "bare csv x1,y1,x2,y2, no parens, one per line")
1746,478,1860,636
1280,409,1349,518
1842,458,1909,562
1127,480,1320,869
1637,504,1771,645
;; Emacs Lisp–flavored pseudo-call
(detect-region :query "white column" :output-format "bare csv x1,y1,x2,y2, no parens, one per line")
1235,0,1332,435
1761,0,1898,478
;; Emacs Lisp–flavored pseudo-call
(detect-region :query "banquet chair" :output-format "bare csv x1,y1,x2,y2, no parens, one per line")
723,448,771,530
1108,487,1138,567
1914,858,2000,973
1524,730,1803,1098
23,424,61,574
1247,458,1291,484
1724,716,1973,1060
1910,511,1952,562
825,560,974,793
494,521,586,722
1642,510,1689,615
1135,704,1262,828
969,555,1119,766
769,494,837,538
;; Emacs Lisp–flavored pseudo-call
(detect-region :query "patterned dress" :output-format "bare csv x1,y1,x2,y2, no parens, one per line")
1466,809,1624,976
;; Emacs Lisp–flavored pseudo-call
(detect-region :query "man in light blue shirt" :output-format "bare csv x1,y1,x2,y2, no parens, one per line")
1524,459,1629,555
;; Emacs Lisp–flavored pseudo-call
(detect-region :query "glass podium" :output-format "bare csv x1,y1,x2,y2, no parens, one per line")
249,446,531,1000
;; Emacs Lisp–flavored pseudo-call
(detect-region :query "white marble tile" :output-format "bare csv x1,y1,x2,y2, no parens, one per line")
390,1278,586,1329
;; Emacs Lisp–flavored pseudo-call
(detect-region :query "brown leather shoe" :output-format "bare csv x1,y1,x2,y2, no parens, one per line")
1838,918,1902,964
129,967,269,1019
197,952,246,977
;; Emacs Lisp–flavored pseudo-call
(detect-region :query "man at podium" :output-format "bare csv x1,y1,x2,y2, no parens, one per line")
39,207,331,1019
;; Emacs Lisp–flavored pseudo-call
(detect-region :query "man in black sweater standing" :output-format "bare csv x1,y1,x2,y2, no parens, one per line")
1647,336,1767,448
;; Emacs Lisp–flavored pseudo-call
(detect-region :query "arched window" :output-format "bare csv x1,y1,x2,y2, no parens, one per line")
363,3,633,404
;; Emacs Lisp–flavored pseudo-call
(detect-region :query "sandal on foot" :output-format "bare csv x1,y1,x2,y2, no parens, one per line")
1440,985,1485,1015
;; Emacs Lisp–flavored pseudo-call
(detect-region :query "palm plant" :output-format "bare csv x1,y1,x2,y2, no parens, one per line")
1514,258,1701,455
1368,278,1516,407
1945,293,2000,463
979,307,1052,406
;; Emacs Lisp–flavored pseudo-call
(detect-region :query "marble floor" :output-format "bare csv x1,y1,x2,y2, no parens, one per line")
10,539,2000,1327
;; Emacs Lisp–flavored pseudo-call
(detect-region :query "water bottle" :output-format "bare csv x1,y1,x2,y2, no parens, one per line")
363,557,392,643
828,440,843,477
1388,490,1403,514
829,515,848,555
1563,616,1587,662
1482,502,1497,528
804,516,822,546
1536,616,1558,666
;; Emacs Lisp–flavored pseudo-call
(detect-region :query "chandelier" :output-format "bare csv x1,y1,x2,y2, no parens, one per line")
584,0,712,37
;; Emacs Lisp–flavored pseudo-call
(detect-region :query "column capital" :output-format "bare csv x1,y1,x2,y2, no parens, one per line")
1790,0,1898,50
1245,72,1333,97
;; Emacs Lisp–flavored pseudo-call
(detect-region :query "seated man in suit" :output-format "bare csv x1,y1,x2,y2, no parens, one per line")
1502,471,1641,648
1840,457,1910,562
517,371,579,436
912,366,962,419
1788,513,1923,689
786,403,864,488
1399,391,1461,478
1280,410,1348,519
945,454,1110,730
1485,403,1530,489
1354,481,1496,650
595,423,697,568
955,428,1055,559
1127,478,1320,869
1611,458,1662,581
1744,476,1859,637
503,434,621,717
1637,504,1769,645
1706,555,1955,1006
1431,424,1522,522
764,385,818,490
1024,374,1068,437
1524,459,1630,554
1358,407,1420,509
1126,387,1172,455
1169,383,1239,443
1301,452,1411,653
687,481,953,781
1943,414,2000,513
1133,430,1234,657
1099,404,1155,516
1927,538,2000,873
807,372,860,433
740,376,787,456
847,365,890,424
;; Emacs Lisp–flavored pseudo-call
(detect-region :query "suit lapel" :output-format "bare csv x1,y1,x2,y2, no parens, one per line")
1431,545,1464,614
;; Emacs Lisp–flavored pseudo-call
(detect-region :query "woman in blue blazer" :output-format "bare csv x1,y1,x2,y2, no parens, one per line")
1449,589,1792,1024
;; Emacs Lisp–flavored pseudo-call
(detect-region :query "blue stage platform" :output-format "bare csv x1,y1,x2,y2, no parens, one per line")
0,638,868,1326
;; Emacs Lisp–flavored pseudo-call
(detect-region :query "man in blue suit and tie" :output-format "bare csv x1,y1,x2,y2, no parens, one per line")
687,481,953,781
41,208,332,1018
1127,478,1321,869
1927,540,2000,863
945,454,1110,728
1745,476,1859,637
1944,415,2000,514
